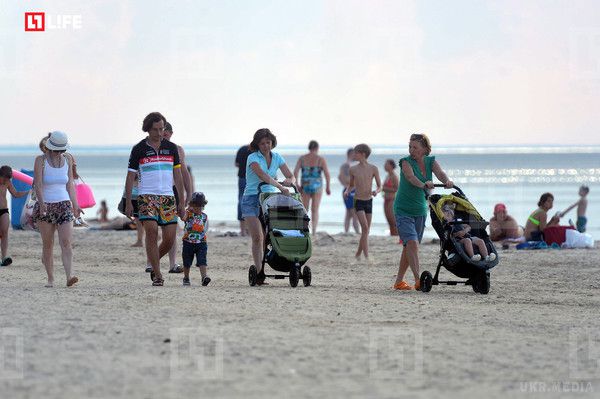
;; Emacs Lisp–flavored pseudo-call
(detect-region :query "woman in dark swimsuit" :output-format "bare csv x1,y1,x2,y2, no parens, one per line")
382,159,399,236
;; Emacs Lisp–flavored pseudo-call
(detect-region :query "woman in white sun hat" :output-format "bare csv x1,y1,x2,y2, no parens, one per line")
33,131,81,287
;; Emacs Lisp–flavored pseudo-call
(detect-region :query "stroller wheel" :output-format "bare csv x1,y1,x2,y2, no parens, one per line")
419,271,433,293
302,266,312,287
289,266,300,287
473,272,490,294
248,265,258,286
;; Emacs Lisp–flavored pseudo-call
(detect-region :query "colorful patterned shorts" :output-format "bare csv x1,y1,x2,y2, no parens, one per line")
33,201,74,225
138,194,178,225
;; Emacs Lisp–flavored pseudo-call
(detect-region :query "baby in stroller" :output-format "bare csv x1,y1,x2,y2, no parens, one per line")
442,204,496,262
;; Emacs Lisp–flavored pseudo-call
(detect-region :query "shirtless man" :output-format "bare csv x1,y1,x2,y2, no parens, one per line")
0,166,29,266
162,122,193,273
343,144,381,261
489,203,524,242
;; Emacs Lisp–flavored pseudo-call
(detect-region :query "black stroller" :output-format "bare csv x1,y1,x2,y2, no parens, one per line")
419,185,499,294
248,182,312,287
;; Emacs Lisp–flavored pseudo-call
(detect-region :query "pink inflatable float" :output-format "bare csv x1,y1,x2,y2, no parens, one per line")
12,170,33,186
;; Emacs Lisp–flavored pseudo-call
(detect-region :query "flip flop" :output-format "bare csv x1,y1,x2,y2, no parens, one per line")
0,257,12,267
202,277,211,286
67,277,78,287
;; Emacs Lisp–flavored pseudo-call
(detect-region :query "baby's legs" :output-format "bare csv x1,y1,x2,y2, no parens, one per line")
471,237,488,257
0,213,9,259
460,237,474,257
355,210,369,258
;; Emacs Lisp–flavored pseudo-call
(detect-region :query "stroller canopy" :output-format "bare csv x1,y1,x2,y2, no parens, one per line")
261,194,307,217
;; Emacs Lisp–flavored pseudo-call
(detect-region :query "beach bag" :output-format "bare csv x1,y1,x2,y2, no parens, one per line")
20,191,38,231
563,229,594,248
75,178,96,209
543,225,575,246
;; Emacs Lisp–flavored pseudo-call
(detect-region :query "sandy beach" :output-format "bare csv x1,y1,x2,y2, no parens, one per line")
0,229,598,399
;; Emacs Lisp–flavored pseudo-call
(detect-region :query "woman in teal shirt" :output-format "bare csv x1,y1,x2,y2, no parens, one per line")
241,128,295,285
393,133,453,291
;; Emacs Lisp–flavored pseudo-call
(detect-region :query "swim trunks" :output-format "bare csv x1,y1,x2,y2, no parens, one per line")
343,188,355,210
138,194,178,226
576,216,587,233
354,198,373,214
0,209,8,216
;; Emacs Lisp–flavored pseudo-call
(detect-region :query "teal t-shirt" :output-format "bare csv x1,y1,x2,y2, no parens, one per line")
393,155,435,216
243,151,286,195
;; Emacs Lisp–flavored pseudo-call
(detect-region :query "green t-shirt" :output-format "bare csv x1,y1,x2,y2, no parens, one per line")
393,155,435,216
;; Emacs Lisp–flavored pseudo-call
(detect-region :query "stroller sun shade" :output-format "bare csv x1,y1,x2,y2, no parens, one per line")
261,194,307,217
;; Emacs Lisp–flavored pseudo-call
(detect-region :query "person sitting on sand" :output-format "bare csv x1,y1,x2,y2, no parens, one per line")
489,203,524,242
558,185,589,233
523,192,560,241
0,166,30,267
442,204,496,262
343,143,382,262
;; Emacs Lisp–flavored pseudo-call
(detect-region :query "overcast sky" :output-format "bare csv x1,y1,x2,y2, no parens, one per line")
1,0,599,147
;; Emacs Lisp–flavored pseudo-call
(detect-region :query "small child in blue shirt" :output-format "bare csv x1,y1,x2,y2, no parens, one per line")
182,192,210,286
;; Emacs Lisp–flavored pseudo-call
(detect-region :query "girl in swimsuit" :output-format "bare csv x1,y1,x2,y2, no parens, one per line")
293,140,331,235
382,159,399,236
524,192,560,241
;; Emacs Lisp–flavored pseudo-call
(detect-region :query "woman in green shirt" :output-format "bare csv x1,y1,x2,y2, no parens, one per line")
393,133,453,291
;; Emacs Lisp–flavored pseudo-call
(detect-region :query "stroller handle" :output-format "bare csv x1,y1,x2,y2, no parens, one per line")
258,181,299,194
424,184,465,198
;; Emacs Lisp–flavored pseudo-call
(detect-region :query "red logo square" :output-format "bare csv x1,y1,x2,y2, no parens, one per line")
25,12,45,31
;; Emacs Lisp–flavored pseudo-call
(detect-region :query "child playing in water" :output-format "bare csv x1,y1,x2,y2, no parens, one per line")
559,185,589,233
442,204,496,262
181,192,211,286
344,144,382,261
0,166,30,266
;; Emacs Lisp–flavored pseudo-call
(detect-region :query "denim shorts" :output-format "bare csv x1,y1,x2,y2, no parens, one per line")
395,214,426,245
241,194,260,219
182,241,207,267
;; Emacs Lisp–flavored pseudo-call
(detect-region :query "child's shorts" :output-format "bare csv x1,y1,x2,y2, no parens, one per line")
182,240,208,267
577,216,587,233
354,198,373,214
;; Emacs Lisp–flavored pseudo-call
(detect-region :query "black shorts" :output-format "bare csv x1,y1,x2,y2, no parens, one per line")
182,241,208,267
354,198,373,214
0,208,8,216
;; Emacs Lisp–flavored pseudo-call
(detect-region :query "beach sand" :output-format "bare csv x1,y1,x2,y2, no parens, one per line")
0,229,598,398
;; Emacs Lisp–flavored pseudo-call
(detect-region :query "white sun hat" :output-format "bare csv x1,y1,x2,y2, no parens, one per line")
45,131,69,151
